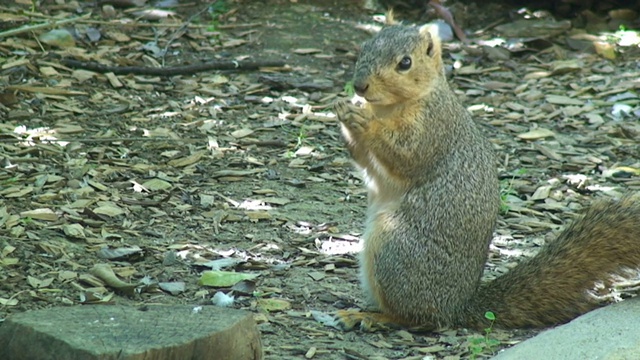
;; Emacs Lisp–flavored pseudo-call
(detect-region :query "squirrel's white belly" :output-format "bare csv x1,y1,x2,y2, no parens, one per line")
364,153,404,214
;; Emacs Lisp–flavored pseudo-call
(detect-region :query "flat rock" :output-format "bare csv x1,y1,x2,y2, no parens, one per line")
0,305,262,360
493,297,640,360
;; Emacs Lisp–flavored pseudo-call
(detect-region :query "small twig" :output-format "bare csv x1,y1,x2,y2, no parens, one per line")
74,19,262,29
238,139,288,148
428,0,468,43
212,191,239,207
473,18,507,36
0,13,92,39
59,58,287,76
162,1,214,65
32,30,45,52
217,22,262,30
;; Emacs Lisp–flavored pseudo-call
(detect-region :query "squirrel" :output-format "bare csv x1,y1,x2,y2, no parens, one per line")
333,15,640,331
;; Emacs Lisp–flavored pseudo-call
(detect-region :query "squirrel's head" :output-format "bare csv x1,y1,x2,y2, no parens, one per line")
352,24,443,106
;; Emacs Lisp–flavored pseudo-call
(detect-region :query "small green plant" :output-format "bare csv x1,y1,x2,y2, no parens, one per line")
469,311,500,359
499,169,526,214
207,1,229,31
483,311,500,349
499,181,515,214
344,81,355,97
469,337,482,359
295,127,307,149
283,127,308,159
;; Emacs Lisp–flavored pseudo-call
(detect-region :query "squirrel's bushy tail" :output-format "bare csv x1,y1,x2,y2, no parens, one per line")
466,194,640,329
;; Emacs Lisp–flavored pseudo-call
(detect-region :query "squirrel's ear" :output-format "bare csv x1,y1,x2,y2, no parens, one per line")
385,10,397,25
419,24,442,59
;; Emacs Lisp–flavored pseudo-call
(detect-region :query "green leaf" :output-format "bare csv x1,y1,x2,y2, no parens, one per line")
198,270,259,287
39,29,75,48
487,339,501,346
484,311,496,321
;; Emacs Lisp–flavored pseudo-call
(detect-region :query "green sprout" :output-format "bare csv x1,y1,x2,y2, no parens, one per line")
469,311,500,359
207,1,229,31
499,169,526,214
295,127,307,149
344,81,355,97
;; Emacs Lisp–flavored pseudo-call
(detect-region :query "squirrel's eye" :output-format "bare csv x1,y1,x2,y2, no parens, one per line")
398,56,412,71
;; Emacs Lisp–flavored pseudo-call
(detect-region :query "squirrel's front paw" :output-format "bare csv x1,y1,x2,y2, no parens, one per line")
334,100,369,134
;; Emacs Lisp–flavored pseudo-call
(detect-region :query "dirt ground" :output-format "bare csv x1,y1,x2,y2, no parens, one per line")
1,0,640,359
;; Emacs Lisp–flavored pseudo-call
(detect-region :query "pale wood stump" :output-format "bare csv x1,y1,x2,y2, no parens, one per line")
0,305,262,360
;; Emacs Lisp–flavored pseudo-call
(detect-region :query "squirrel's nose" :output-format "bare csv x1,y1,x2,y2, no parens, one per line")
354,82,369,96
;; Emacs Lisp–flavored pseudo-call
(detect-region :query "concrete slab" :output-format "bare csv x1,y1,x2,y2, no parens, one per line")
493,297,640,360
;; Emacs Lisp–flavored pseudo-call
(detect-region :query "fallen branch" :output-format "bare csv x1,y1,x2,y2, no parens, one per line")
0,137,197,143
0,136,292,147
0,13,91,39
59,58,287,75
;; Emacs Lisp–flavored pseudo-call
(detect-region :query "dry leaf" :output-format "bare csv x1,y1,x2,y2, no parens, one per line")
93,204,125,217
0,297,19,306
517,128,555,140
63,223,86,238
198,271,259,287
594,41,616,60
90,263,137,295
27,275,55,289
245,211,271,221
257,298,291,312
231,128,254,138
167,151,205,167
20,208,58,221
294,48,322,54
142,178,172,191
545,95,583,105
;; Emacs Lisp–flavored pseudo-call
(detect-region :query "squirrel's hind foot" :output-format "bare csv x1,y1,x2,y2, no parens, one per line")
335,309,403,332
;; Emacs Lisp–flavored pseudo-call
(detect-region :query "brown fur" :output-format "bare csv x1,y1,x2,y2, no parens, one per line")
334,22,640,331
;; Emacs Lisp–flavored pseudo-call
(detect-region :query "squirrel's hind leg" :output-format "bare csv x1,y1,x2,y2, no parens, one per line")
337,214,437,332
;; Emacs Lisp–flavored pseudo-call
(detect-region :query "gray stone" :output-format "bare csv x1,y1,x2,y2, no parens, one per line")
493,297,640,360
